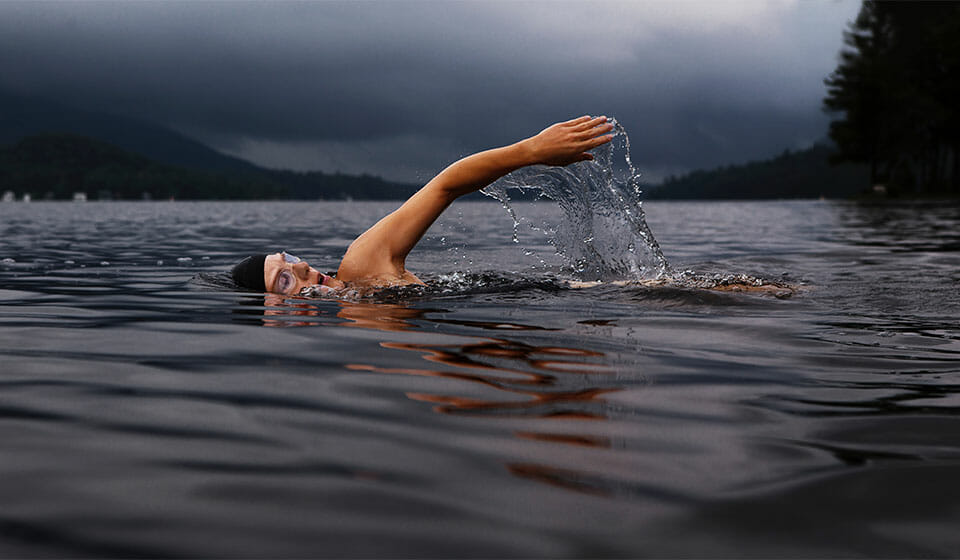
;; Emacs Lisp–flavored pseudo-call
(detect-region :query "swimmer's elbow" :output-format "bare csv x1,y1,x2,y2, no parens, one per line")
427,142,533,199
423,176,472,201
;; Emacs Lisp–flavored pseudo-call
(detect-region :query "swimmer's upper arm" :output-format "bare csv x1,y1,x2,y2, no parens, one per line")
336,184,457,281
337,143,534,281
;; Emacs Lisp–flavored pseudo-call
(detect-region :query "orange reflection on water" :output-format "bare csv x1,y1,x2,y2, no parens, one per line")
261,293,324,327
256,297,624,422
514,431,610,448
254,296,625,493
259,297,432,331
507,463,611,496
335,302,429,332
259,297,622,422
347,333,616,419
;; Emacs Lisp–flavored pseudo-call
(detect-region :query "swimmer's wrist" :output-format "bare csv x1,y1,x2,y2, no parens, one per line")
513,138,540,167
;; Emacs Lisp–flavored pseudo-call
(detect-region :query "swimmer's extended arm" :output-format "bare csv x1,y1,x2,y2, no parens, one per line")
336,116,614,284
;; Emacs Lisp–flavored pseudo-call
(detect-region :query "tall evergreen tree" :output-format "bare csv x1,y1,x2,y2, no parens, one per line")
824,1,960,195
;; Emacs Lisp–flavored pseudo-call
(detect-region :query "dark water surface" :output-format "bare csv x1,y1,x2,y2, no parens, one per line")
1,200,958,557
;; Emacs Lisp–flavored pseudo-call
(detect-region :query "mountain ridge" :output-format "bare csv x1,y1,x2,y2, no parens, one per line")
0,91,260,173
0,132,418,200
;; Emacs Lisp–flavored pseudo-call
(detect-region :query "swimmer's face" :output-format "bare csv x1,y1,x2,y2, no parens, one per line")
264,252,344,295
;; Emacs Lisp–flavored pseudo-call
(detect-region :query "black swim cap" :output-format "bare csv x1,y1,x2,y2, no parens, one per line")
231,254,268,291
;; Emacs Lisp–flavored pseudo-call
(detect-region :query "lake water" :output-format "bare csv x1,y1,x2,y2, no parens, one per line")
1,199,958,557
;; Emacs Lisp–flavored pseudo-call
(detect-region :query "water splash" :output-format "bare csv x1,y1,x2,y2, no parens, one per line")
481,119,669,282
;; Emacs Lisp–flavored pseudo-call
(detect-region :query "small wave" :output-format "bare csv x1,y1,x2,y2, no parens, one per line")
191,271,240,291
662,270,799,298
565,271,798,300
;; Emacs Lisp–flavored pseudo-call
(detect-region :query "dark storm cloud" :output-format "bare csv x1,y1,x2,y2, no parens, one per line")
0,1,860,182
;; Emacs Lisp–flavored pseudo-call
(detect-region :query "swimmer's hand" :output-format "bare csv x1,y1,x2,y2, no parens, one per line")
522,115,614,166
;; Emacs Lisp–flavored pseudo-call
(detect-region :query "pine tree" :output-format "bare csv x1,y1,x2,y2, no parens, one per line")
824,1,960,195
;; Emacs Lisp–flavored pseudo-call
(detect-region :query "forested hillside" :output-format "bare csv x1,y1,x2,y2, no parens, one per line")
0,134,417,200
646,144,869,200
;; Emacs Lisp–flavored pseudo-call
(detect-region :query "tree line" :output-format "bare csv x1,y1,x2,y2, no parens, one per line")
824,0,960,195
0,134,418,200
649,144,868,200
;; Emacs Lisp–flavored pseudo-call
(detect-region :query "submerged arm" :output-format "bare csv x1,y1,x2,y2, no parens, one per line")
336,115,614,284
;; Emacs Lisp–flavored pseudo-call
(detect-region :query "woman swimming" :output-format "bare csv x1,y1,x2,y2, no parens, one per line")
231,115,614,295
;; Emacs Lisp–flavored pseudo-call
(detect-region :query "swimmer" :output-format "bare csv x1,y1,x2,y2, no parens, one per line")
231,116,614,295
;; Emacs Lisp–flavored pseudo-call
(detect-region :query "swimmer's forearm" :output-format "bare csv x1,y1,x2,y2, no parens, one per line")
428,115,613,200
425,141,535,200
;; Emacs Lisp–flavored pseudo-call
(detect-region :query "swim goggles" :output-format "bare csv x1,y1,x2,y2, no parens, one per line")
273,251,302,294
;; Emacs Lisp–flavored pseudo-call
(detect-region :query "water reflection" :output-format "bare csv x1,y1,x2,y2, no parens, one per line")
507,463,611,496
252,295,625,493
832,200,960,251
261,294,428,331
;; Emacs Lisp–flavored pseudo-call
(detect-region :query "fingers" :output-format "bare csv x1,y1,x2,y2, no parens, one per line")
560,116,613,144
584,133,614,149
580,122,613,138
572,115,609,131
564,115,594,126
571,133,611,164
564,115,610,128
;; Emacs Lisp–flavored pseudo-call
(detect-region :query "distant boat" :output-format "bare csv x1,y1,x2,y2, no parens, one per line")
73,192,88,202
1,191,13,203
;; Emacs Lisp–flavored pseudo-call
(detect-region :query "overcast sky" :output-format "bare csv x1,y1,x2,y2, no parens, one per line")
0,0,861,183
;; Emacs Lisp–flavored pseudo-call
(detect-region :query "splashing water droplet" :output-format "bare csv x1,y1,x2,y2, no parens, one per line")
482,119,669,281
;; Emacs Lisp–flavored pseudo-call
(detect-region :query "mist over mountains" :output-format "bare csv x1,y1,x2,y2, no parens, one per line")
0,91,257,173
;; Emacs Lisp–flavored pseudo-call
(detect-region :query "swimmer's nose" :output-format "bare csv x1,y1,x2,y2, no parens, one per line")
293,261,311,279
